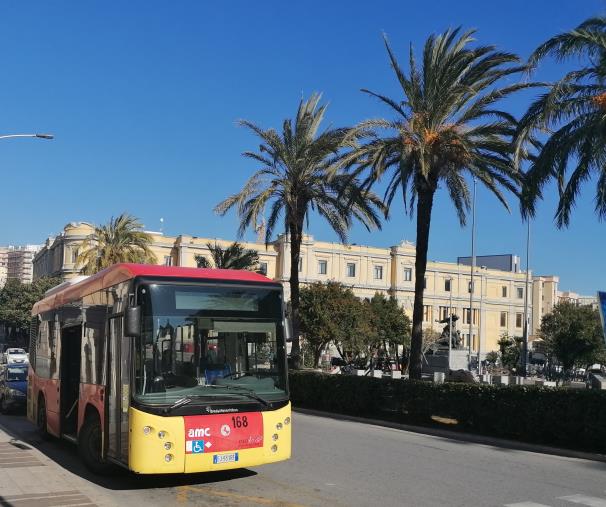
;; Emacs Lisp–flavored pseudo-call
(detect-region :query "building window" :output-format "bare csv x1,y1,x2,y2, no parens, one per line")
404,267,412,281
346,263,356,277
463,308,479,325
318,260,327,275
424,277,427,289
517,287,524,299
71,248,79,264
502,286,507,298
298,257,303,272
439,306,451,320
259,262,268,275
444,279,451,292
374,265,383,280
516,313,523,328
164,255,172,267
423,305,432,322
500,312,508,327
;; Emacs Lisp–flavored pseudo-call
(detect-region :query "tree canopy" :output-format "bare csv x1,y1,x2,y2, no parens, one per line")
195,242,259,271
540,301,605,375
77,213,156,275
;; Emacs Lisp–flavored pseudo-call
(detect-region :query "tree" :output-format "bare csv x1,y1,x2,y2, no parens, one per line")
0,277,60,345
355,30,526,378
76,213,156,274
215,93,384,368
368,292,411,361
515,17,606,227
299,282,368,367
540,301,605,378
195,242,259,271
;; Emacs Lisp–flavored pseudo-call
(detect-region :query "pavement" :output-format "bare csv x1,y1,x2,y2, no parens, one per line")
0,410,605,506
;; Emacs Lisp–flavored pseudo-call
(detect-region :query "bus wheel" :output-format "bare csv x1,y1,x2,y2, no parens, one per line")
36,397,50,439
78,413,112,474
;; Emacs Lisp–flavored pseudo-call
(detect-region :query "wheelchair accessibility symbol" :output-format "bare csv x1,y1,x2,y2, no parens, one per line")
191,440,205,454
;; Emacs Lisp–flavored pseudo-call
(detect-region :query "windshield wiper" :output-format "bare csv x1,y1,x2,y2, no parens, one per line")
204,384,270,407
163,394,214,413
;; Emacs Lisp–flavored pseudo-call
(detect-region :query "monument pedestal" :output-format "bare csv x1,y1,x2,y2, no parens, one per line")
422,348,469,375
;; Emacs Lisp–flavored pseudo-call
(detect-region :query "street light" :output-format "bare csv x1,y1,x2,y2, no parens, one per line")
468,177,477,370
0,133,54,140
522,219,531,377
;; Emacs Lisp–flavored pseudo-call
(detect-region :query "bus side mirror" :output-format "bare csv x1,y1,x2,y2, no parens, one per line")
125,306,141,338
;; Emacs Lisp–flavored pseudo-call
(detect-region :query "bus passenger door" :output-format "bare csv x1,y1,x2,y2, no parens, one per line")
106,316,131,463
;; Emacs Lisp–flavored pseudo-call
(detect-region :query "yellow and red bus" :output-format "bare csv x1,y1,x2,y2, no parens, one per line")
27,263,291,474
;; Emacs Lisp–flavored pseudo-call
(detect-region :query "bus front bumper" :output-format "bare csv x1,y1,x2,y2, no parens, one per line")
128,403,291,474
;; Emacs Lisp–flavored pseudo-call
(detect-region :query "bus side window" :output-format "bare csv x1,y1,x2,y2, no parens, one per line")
29,317,39,372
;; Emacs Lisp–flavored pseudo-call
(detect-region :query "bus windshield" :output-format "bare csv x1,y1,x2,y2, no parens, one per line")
134,282,287,406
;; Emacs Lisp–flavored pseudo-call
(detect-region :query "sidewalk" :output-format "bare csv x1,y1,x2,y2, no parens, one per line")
0,421,114,507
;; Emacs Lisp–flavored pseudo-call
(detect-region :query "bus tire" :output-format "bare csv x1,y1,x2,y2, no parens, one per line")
78,412,112,475
36,396,50,440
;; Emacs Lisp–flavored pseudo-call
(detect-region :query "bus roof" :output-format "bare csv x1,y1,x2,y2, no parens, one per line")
32,263,278,315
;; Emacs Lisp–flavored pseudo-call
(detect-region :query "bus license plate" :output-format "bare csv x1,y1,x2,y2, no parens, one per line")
213,452,238,464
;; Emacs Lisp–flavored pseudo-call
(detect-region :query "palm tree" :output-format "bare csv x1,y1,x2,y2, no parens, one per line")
215,93,384,367
195,242,259,271
355,30,527,379
515,17,606,227
76,213,156,275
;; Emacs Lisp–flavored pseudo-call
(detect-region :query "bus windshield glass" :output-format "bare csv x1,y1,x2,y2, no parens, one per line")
134,282,287,406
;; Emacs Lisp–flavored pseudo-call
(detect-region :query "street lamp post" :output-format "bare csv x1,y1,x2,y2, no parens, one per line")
448,276,453,372
522,219,531,377
468,178,477,370
0,133,54,140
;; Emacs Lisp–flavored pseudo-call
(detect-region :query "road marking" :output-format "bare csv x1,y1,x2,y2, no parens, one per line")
177,485,308,507
505,502,551,506
559,495,606,506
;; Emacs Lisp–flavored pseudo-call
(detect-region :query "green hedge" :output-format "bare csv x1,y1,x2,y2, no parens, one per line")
289,371,606,453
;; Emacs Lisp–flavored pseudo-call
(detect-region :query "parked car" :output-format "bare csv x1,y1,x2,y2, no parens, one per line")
0,364,28,413
4,348,28,365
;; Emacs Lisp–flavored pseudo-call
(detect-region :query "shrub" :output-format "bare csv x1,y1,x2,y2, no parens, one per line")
289,371,606,453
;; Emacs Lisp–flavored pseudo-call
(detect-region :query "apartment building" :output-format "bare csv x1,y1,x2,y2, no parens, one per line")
0,245,41,285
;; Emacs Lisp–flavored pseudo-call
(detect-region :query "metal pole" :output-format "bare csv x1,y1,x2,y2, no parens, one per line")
522,219,531,377
478,272,483,375
448,278,453,372
468,178,477,370
0,133,53,140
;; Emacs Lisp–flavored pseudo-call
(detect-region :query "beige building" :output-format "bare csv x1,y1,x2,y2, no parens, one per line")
558,290,598,309
34,222,558,359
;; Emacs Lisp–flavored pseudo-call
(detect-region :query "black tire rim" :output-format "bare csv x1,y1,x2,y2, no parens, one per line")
38,403,46,431
88,424,102,462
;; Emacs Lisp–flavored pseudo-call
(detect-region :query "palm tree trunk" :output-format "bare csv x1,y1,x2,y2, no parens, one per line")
288,223,303,369
409,188,435,380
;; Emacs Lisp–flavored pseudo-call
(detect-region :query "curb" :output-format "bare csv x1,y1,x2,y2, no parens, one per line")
293,407,606,463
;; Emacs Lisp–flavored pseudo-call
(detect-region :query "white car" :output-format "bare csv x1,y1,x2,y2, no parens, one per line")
5,348,28,365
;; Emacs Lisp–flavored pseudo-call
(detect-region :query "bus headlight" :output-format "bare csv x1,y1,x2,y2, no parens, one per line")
164,442,172,451
284,417,291,425
165,454,174,462
276,422,283,430
271,445,278,453
272,434,279,441
143,426,153,435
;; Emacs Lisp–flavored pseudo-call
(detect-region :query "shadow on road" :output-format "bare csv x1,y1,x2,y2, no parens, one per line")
0,413,257,491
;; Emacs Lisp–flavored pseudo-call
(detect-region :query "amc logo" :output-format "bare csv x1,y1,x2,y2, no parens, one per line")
188,427,211,438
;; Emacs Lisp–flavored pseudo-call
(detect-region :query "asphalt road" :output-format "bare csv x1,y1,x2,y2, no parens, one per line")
1,410,605,507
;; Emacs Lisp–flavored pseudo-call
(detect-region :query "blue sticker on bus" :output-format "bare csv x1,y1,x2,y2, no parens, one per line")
187,440,205,454
213,452,239,464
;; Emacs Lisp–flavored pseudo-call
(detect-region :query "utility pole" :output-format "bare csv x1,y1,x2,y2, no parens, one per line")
522,220,531,377
468,178,477,370
448,277,453,372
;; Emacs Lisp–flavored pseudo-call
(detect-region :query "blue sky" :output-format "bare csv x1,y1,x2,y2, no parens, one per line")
0,1,604,294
